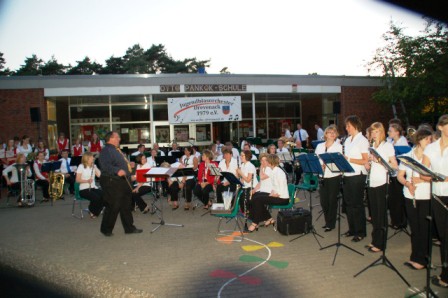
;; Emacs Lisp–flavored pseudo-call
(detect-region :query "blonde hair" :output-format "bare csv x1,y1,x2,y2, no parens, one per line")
323,125,339,141
82,152,94,167
16,153,26,164
258,152,269,161
370,122,386,144
268,154,280,167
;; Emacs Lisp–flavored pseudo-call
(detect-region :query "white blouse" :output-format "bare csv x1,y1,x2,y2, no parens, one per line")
398,150,430,200
2,163,32,183
315,141,343,179
343,132,369,177
17,145,33,158
76,164,100,191
271,166,289,199
219,158,238,184
424,139,448,196
258,166,273,193
240,161,259,189
369,141,395,188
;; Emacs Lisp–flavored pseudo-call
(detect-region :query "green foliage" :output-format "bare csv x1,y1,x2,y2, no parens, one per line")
13,54,43,76
0,52,12,76
41,56,66,75
368,19,448,125
67,56,103,75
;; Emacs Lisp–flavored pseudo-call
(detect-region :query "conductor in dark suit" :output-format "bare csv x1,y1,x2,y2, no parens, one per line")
99,131,142,236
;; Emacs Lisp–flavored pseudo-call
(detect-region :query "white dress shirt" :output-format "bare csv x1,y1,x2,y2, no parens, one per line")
369,142,395,188
315,141,343,178
398,150,430,200
218,158,238,184
343,132,370,177
271,166,289,199
424,139,448,196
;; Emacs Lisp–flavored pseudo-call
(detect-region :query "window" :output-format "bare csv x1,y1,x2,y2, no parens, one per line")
112,123,151,145
112,105,149,121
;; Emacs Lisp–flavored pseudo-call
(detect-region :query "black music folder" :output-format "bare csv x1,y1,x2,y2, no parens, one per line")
319,152,354,174
297,153,324,175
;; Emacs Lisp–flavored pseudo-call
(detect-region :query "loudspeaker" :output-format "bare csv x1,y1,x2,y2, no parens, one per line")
333,102,341,114
30,107,41,122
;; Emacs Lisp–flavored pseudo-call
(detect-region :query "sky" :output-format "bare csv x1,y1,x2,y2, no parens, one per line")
0,0,428,76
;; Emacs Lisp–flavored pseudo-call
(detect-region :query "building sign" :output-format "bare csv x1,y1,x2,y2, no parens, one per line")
184,84,246,92
160,85,181,92
168,96,241,124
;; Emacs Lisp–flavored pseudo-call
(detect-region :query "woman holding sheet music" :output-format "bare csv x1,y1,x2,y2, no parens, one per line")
236,150,259,220
216,148,238,204
397,128,432,270
315,125,342,232
76,152,103,218
169,147,198,210
365,122,398,253
193,149,219,210
422,114,448,289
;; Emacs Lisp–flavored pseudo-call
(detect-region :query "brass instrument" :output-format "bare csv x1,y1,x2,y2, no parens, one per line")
16,164,35,206
49,171,65,200
407,127,416,137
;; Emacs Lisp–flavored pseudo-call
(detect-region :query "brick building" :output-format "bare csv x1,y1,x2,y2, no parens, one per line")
0,74,391,150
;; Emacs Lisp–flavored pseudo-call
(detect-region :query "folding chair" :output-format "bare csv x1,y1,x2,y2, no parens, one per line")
72,182,89,219
212,189,244,242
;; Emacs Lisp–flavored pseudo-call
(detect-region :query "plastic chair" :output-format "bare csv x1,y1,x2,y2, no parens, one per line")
271,184,296,210
212,188,244,242
296,173,319,206
72,182,89,219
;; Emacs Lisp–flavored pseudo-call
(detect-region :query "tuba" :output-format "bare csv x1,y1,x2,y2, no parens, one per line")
16,164,35,206
49,172,65,200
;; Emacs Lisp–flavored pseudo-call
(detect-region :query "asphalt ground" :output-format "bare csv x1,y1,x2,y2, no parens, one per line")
0,188,447,298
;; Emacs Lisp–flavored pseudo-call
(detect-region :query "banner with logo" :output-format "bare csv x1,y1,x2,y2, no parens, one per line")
168,96,242,124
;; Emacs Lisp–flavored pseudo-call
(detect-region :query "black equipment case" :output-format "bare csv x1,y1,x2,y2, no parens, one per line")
277,208,311,235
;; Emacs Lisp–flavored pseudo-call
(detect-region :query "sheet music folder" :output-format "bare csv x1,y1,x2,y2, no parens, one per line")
220,172,243,186
170,167,195,178
319,152,355,174
144,167,177,178
208,164,222,176
369,147,396,176
397,156,446,182
70,156,82,167
41,161,62,172
297,153,324,175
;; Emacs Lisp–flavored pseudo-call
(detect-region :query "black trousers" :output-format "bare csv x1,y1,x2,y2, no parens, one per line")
368,184,388,250
404,198,430,266
216,183,237,203
35,179,50,199
193,183,214,205
250,192,288,224
131,185,150,212
388,176,407,228
319,176,341,229
342,175,367,237
433,195,448,282
239,188,252,215
79,188,104,216
100,176,136,234
169,179,195,202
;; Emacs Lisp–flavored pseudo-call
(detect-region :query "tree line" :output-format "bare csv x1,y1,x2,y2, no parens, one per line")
0,44,213,76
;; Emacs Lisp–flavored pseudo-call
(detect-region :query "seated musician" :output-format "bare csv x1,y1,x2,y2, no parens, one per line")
34,140,50,161
267,144,277,155
216,148,238,203
168,147,198,210
247,154,289,232
168,142,180,157
2,139,17,166
57,132,70,156
131,154,151,214
235,150,259,216
243,143,257,160
131,144,146,157
17,135,33,159
59,149,76,195
193,149,219,209
276,138,293,173
33,151,51,202
152,143,165,156
251,153,273,199
88,133,104,156
2,153,32,206
72,138,85,157
75,152,103,218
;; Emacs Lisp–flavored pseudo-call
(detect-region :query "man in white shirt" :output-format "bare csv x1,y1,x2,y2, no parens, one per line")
152,143,165,156
59,150,77,195
293,123,309,148
315,124,324,141
131,144,146,156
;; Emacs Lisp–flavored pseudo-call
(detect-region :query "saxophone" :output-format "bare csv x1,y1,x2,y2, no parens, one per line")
49,171,65,200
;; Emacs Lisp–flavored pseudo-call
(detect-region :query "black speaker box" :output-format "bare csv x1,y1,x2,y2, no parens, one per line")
30,107,41,122
333,102,341,114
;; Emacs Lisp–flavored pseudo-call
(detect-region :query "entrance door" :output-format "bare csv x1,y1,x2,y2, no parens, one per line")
213,122,231,143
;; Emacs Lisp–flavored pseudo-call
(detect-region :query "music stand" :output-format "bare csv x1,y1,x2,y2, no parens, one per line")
144,167,184,233
318,152,364,265
210,172,243,214
70,156,82,167
169,151,183,160
354,148,410,287
290,153,324,248
201,164,222,216
397,155,446,298
155,156,177,166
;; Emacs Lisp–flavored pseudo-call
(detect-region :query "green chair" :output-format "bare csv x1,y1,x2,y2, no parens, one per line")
250,159,260,168
212,188,244,242
296,173,319,204
270,184,296,230
72,182,89,219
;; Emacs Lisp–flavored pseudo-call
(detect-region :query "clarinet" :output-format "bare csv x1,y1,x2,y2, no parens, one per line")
89,164,94,191
365,140,374,187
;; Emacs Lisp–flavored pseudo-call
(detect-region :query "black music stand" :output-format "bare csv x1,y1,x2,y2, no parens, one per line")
397,155,446,298
171,167,195,209
354,148,410,287
318,152,364,265
41,161,62,205
144,167,184,233
169,151,183,160
210,172,243,214
70,156,82,167
290,153,324,248
155,156,177,166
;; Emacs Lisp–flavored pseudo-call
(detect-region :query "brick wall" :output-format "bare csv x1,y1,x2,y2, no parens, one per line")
301,95,323,140
0,89,47,144
339,86,392,134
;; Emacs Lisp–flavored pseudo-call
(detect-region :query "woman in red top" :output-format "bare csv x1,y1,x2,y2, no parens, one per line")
57,133,69,155
72,138,85,157
88,133,103,155
193,149,220,209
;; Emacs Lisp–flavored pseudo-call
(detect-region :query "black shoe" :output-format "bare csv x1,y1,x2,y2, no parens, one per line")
432,276,448,288
351,236,364,242
125,228,143,234
322,225,328,229
343,231,353,237
324,227,333,232
102,232,113,237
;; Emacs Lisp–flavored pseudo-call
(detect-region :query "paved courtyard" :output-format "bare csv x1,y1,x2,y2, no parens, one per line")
0,189,447,298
